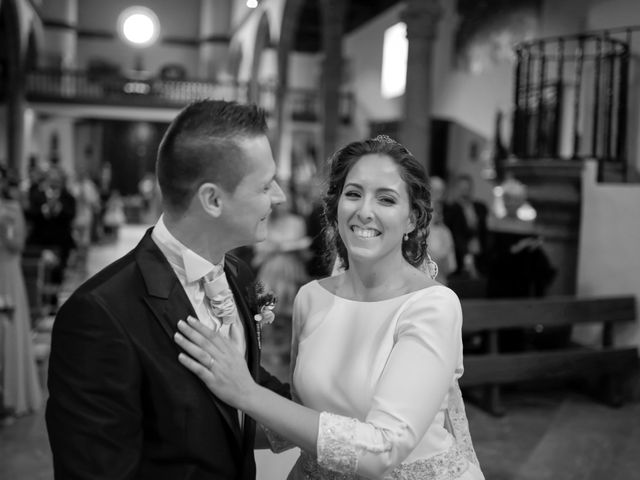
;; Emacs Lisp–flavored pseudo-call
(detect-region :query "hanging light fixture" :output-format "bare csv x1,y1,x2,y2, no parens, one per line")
117,6,160,47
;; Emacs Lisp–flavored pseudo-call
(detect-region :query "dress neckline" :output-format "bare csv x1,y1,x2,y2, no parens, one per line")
312,279,443,304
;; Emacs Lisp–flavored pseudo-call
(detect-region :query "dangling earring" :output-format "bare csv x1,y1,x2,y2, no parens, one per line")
403,232,409,242
426,252,439,280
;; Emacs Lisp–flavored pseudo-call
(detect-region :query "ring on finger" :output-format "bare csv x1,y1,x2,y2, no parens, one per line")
207,355,214,369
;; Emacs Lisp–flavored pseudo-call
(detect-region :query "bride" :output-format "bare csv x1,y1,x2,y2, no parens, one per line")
174,136,485,480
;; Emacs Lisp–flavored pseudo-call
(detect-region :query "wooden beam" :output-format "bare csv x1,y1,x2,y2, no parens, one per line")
460,347,638,387
461,295,636,333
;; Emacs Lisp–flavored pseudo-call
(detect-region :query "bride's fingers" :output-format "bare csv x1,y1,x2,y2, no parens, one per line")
178,352,215,382
174,331,214,368
185,315,215,338
176,317,221,353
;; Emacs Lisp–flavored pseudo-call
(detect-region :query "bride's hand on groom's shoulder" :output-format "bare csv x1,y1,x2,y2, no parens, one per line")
174,316,256,409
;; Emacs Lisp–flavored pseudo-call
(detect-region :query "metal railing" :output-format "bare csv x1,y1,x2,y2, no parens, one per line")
0,68,353,124
511,27,640,178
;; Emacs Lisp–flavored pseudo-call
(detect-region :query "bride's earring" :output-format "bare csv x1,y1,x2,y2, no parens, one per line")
426,252,438,280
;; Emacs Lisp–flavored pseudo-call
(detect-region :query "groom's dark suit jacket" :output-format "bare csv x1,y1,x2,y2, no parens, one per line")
46,229,288,479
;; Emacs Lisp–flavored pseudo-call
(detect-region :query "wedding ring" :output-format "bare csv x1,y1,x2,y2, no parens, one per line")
207,355,214,369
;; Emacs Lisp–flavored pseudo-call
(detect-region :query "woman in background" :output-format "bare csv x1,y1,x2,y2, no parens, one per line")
0,167,43,421
175,136,484,479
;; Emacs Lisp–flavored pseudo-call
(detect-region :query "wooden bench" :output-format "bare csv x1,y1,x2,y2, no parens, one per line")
458,295,639,416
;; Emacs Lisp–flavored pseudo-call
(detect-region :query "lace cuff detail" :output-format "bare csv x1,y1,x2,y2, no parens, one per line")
447,380,481,468
317,411,359,474
260,423,296,453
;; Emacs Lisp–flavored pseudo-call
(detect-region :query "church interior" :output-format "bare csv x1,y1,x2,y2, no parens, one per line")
1,0,640,478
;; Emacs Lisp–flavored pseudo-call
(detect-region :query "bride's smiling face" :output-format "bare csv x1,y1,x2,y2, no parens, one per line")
337,154,414,265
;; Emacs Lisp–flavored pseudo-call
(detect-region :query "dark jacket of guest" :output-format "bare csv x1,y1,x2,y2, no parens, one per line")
485,225,556,298
26,185,77,253
443,200,489,275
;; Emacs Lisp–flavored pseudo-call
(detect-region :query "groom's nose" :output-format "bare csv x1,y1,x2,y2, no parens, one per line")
270,181,286,206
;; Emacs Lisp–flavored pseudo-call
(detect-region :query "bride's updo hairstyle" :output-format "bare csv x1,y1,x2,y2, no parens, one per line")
323,135,433,271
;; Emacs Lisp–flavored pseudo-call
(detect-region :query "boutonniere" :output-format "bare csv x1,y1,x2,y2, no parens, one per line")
247,281,277,350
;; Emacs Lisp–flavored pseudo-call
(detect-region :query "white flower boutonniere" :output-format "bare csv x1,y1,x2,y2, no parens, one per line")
248,281,277,350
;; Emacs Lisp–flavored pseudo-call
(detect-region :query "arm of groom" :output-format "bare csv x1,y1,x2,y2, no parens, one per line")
46,292,143,479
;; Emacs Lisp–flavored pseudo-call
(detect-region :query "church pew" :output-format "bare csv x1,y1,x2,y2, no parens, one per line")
458,295,639,416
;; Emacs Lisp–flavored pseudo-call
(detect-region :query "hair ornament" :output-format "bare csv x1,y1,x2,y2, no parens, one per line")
373,134,399,144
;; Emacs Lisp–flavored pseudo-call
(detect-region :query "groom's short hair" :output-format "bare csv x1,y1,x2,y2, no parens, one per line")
156,99,268,213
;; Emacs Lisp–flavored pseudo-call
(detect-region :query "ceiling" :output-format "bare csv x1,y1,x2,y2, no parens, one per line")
293,0,401,52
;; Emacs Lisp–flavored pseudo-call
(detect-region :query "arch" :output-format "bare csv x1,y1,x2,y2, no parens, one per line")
27,11,45,68
249,10,272,104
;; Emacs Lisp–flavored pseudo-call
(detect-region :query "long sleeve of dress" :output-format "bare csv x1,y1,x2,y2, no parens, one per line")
309,288,463,478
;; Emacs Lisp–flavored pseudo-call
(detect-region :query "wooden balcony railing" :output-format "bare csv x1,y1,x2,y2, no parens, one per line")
0,68,353,125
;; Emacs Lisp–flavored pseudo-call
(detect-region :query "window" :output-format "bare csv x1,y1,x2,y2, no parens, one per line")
381,22,407,98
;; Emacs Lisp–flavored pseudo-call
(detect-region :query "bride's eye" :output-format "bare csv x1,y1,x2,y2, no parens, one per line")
344,190,360,198
378,196,396,205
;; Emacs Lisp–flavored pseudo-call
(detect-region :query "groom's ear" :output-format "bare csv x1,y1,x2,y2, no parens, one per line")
197,182,223,218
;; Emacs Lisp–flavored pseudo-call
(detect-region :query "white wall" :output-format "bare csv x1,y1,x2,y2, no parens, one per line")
575,161,640,349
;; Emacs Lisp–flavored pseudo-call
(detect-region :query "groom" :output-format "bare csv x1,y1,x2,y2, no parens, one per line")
46,100,289,479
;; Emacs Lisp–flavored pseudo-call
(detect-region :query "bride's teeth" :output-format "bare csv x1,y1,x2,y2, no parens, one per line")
352,226,378,238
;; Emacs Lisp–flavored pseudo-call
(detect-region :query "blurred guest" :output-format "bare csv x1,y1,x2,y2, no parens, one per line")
93,162,113,240
428,177,457,285
486,177,556,299
253,205,311,316
0,167,43,422
486,178,558,351
102,190,126,239
71,173,100,267
25,166,77,293
138,172,162,224
302,179,330,279
444,174,489,278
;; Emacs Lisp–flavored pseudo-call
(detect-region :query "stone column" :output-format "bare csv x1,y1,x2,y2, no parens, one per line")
198,0,231,79
42,0,78,68
400,0,443,173
320,0,348,170
275,0,305,169
5,0,25,175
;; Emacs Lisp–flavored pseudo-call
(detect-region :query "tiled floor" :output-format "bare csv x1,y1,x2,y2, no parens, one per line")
1,224,639,480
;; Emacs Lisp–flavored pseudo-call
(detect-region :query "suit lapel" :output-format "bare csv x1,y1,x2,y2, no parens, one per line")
135,230,243,448
225,260,260,378
224,259,261,453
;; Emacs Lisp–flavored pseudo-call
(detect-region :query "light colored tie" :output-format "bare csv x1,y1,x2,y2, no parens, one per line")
201,271,246,430
201,272,245,355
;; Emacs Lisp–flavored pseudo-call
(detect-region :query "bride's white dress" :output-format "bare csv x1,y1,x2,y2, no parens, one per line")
269,280,484,480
